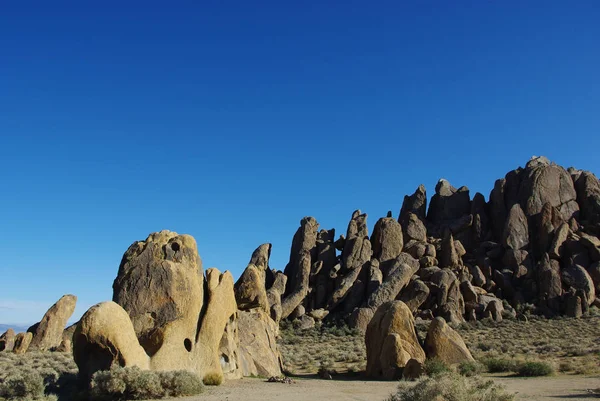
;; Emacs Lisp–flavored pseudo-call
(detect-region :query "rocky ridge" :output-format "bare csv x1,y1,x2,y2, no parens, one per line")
273,157,600,332
1,156,599,383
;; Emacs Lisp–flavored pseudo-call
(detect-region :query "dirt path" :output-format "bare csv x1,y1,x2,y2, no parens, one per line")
195,377,398,401
171,374,599,401
493,375,599,400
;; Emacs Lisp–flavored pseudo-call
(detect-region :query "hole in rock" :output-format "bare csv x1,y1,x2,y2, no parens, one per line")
171,242,180,252
184,338,192,352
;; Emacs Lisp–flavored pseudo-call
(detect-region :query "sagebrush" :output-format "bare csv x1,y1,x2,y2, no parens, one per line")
386,372,514,401
90,366,204,400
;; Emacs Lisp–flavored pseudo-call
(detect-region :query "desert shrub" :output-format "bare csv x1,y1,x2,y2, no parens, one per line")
202,371,223,386
516,361,554,377
89,366,204,400
559,361,575,373
458,361,485,377
0,370,46,400
482,357,518,373
159,370,204,396
423,358,450,377
386,372,514,401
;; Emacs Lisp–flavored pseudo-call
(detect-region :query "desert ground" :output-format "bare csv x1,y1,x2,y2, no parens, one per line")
278,314,600,376
176,375,600,401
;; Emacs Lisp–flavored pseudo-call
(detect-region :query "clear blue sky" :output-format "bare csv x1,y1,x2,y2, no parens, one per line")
1,1,599,326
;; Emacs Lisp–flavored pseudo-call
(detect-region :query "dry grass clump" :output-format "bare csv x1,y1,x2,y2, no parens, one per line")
201,372,223,386
90,367,204,400
386,372,514,401
278,320,366,374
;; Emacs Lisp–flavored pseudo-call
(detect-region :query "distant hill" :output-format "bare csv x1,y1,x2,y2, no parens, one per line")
0,324,30,333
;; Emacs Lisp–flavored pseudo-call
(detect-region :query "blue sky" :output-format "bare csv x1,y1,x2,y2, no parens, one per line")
1,1,599,325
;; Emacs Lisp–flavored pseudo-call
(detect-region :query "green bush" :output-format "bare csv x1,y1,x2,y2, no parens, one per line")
89,366,204,400
482,357,518,373
458,361,485,377
423,358,451,377
516,361,554,377
386,372,514,401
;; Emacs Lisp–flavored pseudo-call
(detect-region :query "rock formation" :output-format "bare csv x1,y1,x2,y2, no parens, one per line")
233,244,283,377
365,301,425,379
424,317,474,364
235,243,272,312
13,332,33,354
28,294,77,351
74,231,237,383
264,156,600,326
237,309,283,377
0,329,16,352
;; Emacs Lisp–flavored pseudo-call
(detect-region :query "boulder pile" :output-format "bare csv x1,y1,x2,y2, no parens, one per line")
1,156,598,384
271,157,600,331
364,301,473,379
0,294,77,354
70,230,282,384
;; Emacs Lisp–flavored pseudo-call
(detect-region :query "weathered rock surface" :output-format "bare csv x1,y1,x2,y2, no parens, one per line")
75,231,238,384
282,217,319,319
57,324,77,353
266,272,287,323
537,253,563,314
403,213,427,242
0,329,16,352
402,358,424,380
398,279,430,313
235,243,272,312
367,260,419,310
371,217,404,268
112,231,204,359
365,301,425,379
74,301,150,380
428,269,465,324
575,171,600,226
427,180,471,224
503,204,529,250
13,332,33,354
561,265,596,306
28,294,77,351
237,309,283,377
399,185,427,223
424,317,474,364
519,157,579,222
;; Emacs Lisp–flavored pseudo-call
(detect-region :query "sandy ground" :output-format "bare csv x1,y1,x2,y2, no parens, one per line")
171,374,600,401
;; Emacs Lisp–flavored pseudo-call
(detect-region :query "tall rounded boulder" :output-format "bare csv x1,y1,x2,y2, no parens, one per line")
372,217,404,268
28,294,77,351
0,329,16,352
13,332,33,355
519,157,579,222
235,243,272,312
365,301,425,380
77,231,237,384
112,231,204,361
73,301,150,381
